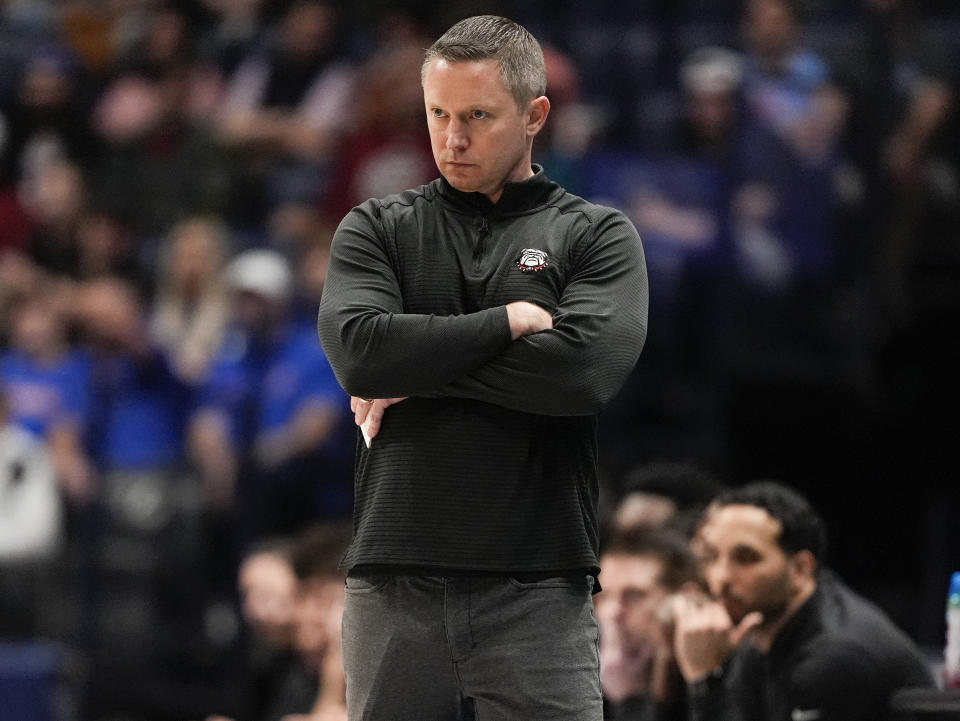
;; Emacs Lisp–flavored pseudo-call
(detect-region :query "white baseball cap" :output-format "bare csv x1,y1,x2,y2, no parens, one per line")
681,46,743,95
225,249,292,300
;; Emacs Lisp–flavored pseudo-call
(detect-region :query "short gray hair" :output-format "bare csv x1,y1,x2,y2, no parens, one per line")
421,15,547,109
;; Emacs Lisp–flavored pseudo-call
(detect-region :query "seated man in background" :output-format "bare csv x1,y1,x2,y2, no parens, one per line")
207,522,349,721
673,480,934,721
287,522,351,721
597,528,705,721
235,539,305,721
609,460,726,539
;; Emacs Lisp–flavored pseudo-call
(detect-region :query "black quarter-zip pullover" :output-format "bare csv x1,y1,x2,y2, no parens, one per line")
317,166,648,574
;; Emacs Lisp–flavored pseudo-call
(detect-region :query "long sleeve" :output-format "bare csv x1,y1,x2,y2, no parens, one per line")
317,199,515,399
316,171,634,573
686,654,755,721
436,208,647,416
686,682,745,721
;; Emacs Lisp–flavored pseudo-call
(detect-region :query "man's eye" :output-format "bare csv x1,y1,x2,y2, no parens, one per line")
431,108,446,118
622,589,649,605
697,548,718,565
732,548,762,565
470,110,487,119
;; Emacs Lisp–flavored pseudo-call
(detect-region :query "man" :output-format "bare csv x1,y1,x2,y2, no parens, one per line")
190,249,351,539
288,522,352,721
673,480,934,721
597,529,705,721
316,15,647,721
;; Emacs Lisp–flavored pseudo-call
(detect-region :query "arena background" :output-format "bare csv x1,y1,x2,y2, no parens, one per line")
0,0,958,718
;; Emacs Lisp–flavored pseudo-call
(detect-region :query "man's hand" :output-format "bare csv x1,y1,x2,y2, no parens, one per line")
505,301,553,339
599,631,656,703
351,396,406,446
671,595,763,683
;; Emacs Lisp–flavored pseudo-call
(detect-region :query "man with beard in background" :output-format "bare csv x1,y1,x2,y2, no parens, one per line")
672,480,933,721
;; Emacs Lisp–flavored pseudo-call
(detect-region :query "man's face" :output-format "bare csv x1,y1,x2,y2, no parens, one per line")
422,58,546,202
596,553,670,650
232,290,283,336
744,0,797,62
238,552,298,648
293,577,344,671
695,504,794,627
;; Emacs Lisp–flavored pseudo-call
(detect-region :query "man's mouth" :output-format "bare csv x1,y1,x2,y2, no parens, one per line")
721,595,747,620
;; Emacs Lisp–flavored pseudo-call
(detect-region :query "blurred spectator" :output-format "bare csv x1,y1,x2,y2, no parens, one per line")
287,522,350,721
150,215,232,385
0,131,33,256
206,522,349,721
586,155,729,473
587,45,745,479
609,460,726,539
285,213,337,335
217,0,355,229
0,293,94,505
90,3,228,247
672,46,743,163
73,206,145,287
17,158,143,287
597,528,706,721
846,0,956,317
0,42,98,186
74,277,191,475
0,383,62,638
731,0,849,290
0,251,45,342
711,0,859,489
58,0,117,75
70,276,216,720
321,30,435,220
0,2,56,106
239,539,299,659
188,249,351,545
18,158,87,278
740,0,848,165
533,43,605,195
210,537,304,721
198,0,269,76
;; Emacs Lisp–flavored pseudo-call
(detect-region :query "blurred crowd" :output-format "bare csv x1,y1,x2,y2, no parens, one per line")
0,0,958,719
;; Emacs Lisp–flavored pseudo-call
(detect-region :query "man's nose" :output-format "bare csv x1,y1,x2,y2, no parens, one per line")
708,557,732,592
595,596,619,625
445,119,468,150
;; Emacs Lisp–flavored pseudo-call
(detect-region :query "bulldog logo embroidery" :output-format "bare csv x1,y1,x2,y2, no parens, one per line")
516,248,549,272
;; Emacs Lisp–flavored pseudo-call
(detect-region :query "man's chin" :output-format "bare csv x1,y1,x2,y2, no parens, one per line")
722,598,749,624
443,172,477,192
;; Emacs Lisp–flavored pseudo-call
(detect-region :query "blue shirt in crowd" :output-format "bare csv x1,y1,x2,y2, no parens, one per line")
0,349,91,439
86,350,191,471
196,323,348,450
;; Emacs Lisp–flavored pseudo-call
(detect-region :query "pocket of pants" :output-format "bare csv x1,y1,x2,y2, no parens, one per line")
507,573,591,591
345,573,390,594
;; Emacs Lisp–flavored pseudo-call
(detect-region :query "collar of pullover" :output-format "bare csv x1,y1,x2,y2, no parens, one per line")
438,164,558,216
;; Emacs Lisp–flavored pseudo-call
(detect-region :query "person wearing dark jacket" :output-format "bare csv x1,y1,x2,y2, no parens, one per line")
316,14,647,721
673,481,934,721
597,529,705,721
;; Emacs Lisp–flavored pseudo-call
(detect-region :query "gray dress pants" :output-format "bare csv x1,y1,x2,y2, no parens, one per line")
341,573,602,721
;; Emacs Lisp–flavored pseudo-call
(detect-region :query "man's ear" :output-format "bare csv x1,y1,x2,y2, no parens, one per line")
525,95,551,137
790,549,817,583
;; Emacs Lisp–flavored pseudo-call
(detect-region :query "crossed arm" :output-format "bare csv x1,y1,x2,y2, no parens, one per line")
317,204,648,431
